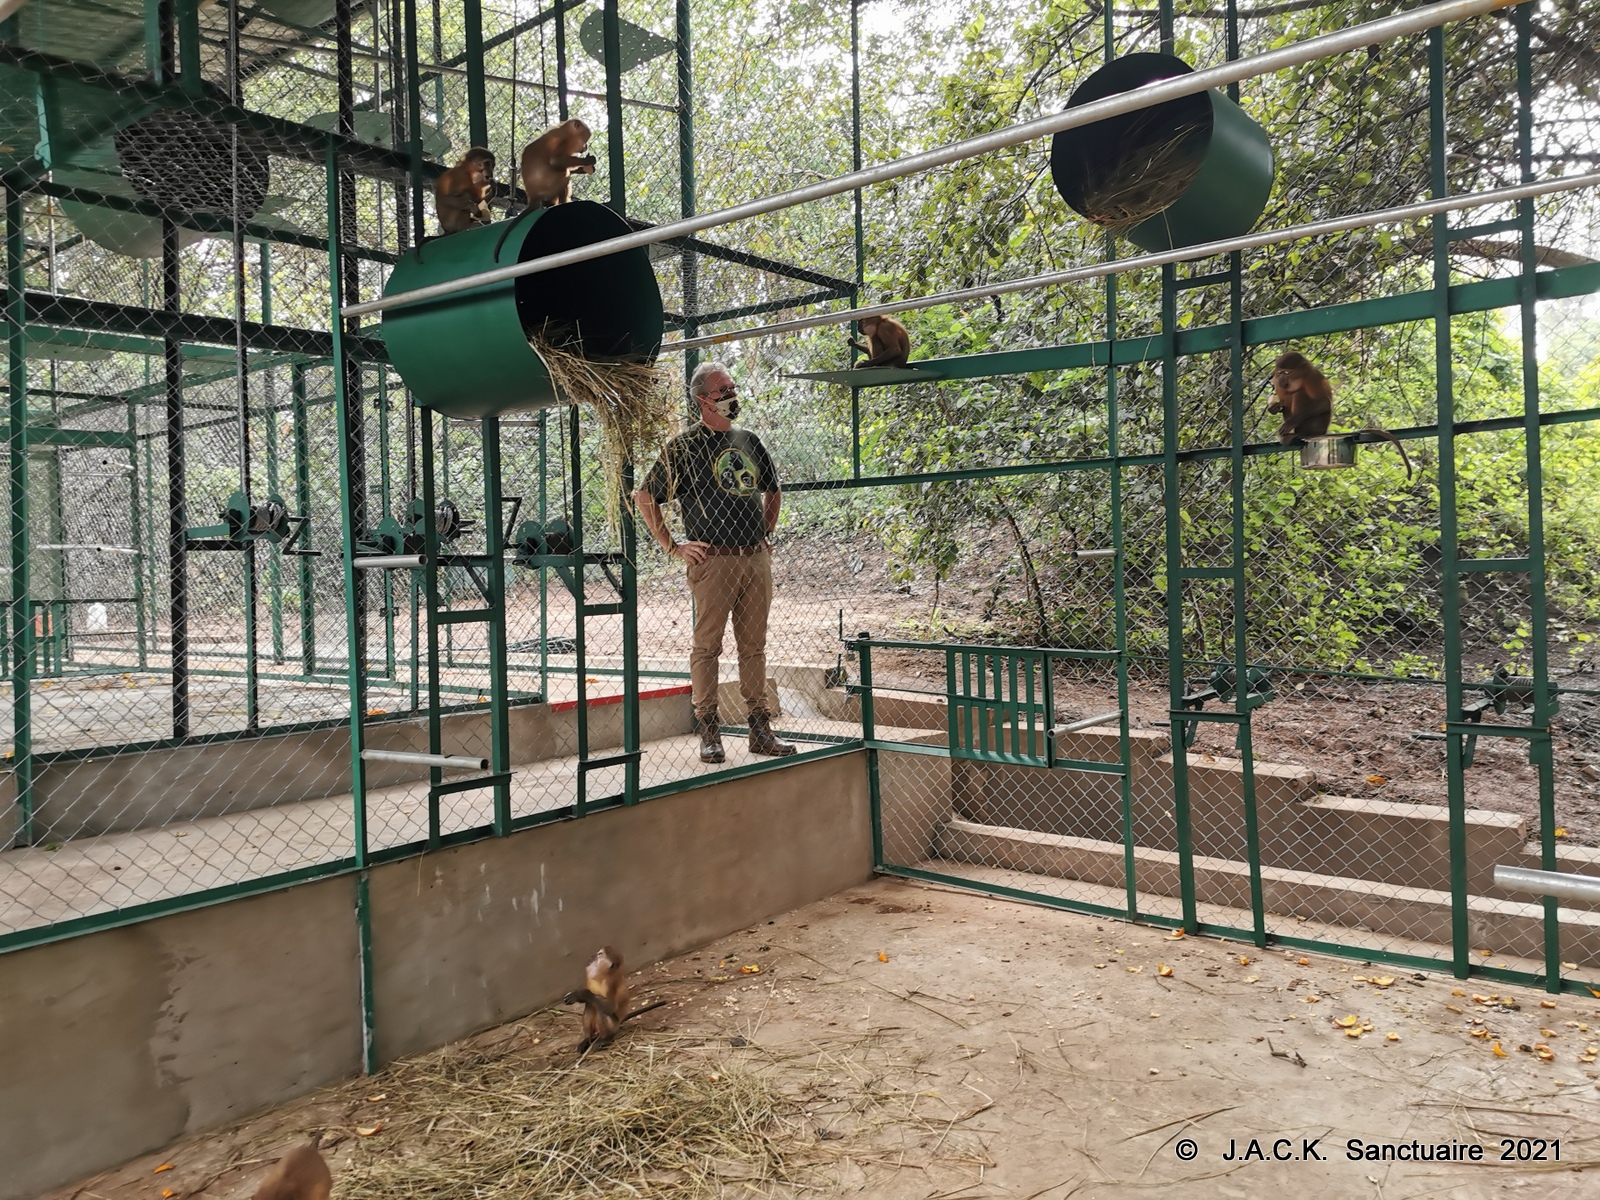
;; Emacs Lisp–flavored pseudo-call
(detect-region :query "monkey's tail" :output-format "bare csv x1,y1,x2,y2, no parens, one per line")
1366,427,1414,479
621,998,669,1024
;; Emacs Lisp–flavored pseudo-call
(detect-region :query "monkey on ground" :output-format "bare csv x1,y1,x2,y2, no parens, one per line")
562,945,668,1053
848,314,911,369
520,119,597,210
252,1139,331,1200
434,147,496,234
1269,349,1414,478
1268,350,1333,444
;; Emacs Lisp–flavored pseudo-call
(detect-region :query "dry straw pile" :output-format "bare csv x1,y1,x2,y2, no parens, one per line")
1076,116,1207,232
531,335,679,531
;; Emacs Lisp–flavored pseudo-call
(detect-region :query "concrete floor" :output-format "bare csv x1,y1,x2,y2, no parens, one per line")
46,875,1600,1199
0,720,881,936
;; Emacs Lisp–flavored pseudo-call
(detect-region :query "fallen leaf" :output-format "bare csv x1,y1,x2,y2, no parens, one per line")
1245,975,1260,983
1492,1041,1509,1057
1446,1004,1464,1014
1372,976,1395,988
1536,1045,1555,1062
1591,988,1600,1000
1239,955,1251,965
1555,827,1569,838
1473,994,1494,1004
1127,966,1143,974
162,1192,176,1199
155,1164,175,1174
1477,949,1492,957
740,965,761,974
1334,1014,1360,1028
366,708,387,716
1452,989,1466,997
1345,1028,1362,1038
1386,1033,1401,1042
1540,1000,1557,1009
367,1094,387,1102
1304,995,1321,1003
1297,957,1310,966
877,952,888,963
357,1123,384,1136
1541,1028,1557,1038
1366,774,1387,785
1158,963,1173,978
1168,930,1186,940
1469,1029,1489,1039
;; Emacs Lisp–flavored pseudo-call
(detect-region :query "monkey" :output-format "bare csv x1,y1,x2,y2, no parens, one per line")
252,1139,332,1200
1269,351,1414,478
434,147,496,234
1268,350,1333,444
519,119,597,210
562,945,668,1053
848,314,912,369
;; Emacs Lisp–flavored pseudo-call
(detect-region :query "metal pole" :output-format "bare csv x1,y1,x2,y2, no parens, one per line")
163,217,189,738
1430,28,1470,981
6,188,34,844
602,0,625,215
482,417,512,832
292,362,316,674
849,0,863,477
1494,865,1600,906
336,0,369,685
361,748,489,770
676,0,696,382
658,171,1600,354
464,0,488,150
230,0,259,735
262,245,284,666
347,0,1523,320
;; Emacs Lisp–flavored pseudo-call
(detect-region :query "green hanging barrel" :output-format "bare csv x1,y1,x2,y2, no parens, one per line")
380,200,664,420
1051,53,1275,253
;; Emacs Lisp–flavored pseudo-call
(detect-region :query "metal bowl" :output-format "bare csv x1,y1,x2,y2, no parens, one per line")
1300,434,1357,470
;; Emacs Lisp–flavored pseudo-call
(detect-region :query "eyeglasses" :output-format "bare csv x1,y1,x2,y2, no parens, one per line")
703,384,738,402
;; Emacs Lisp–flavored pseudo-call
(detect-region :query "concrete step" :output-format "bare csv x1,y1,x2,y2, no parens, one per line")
935,817,1600,968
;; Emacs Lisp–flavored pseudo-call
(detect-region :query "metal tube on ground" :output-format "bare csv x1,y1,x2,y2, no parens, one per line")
1074,548,1116,560
354,554,427,569
346,0,1520,320
1053,710,1123,735
1493,865,1600,904
361,749,490,770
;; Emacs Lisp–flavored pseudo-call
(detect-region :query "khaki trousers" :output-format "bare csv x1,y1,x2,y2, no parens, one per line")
686,547,772,721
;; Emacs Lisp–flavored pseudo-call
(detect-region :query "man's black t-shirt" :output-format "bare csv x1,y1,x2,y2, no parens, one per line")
641,424,779,547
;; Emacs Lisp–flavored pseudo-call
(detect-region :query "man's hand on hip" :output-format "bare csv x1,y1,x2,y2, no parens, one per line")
672,540,712,566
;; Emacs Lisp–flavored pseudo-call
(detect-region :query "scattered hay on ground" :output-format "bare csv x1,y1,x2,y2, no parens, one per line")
330,1028,987,1198
532,335,678,532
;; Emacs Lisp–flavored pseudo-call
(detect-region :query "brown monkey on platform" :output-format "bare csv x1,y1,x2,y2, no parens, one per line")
434,147,496,234
848,314,911,369
252,1139,332,1200
1268,350,1333,444
563,945,667,1053
520,119,597,209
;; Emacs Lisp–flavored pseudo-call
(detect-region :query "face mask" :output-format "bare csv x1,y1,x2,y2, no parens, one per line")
713,396,740,420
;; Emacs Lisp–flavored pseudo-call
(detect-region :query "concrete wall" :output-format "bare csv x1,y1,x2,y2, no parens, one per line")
18,689,696,847
0,750,871,1200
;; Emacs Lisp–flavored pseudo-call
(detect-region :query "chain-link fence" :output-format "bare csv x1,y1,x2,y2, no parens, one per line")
2,0,1598,1001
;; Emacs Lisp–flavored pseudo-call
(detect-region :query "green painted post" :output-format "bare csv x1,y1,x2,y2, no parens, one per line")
1513,8,1559,991
327,144,370,872
6,190,34,844
421,408,444,848
292,363,316,675
142,431,154,669
1429,28,1470,981
482,417,513,834
569,403,589,813
677,0,698,383
377,377,396,682
537,408,549,700
129,399,148,670
602,0,626,215
621,455,641,804
262,244,285,667
175,0,202,97
463,0,489,151
849,0,863,478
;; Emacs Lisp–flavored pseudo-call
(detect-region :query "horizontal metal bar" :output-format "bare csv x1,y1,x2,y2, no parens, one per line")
1053,710,1122,735
1457,556,1531,573
1178,565,1235,580
666,170,1600,354
431,771,515,797
578,750,644,772
433,608,493,624
1171,710,1245,725
354,554,426,569
1443,721,1546,739
865,739,954,758
35,543,140,555
1176,270,1236,290
1051,757,1127,776
361,749,489,770
1074,548,1117,560
1493,865,1600,904
347,0,1519,320
1450,218,1521,241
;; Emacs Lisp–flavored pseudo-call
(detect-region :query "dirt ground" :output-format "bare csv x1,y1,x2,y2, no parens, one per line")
51,876,1600,1200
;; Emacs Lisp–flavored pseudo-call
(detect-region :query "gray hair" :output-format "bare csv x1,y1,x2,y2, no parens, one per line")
688,360,732,399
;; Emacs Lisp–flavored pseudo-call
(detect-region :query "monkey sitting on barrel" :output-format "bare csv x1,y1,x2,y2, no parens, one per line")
520,119,598,210
434,147,496,235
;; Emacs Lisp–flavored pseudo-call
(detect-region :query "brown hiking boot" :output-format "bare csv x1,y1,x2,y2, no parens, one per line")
696,710,726,764
748,709,796,757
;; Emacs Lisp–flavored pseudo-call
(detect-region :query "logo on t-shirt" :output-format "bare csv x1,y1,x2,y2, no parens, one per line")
713,446,761,496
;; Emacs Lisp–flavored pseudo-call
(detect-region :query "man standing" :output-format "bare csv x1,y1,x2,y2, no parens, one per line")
634,362,796,764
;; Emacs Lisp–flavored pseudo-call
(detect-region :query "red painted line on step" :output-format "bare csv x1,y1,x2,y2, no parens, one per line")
550,684,692,713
